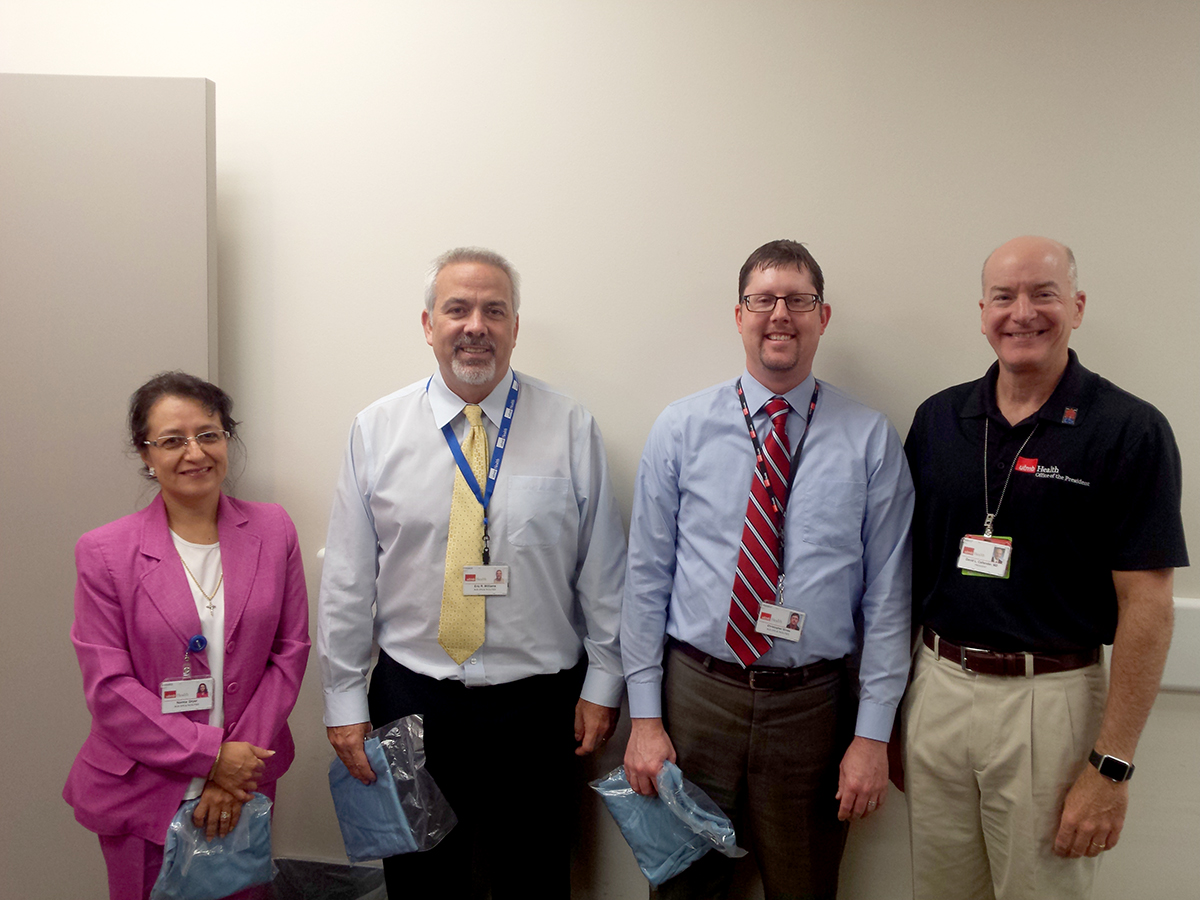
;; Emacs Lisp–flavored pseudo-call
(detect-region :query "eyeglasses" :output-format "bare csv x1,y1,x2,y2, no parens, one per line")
143,431,230,452
740,293,823,314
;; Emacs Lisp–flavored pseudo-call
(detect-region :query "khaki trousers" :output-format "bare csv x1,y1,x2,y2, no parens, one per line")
902,643,1106,900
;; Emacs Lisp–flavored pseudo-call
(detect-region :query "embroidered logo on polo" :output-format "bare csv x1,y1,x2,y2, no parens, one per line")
1015,455,1091,486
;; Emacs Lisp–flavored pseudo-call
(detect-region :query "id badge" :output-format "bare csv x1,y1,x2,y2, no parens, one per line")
161,678,214,713
463,565,509,595
958,535,1012,578
754,604,805,641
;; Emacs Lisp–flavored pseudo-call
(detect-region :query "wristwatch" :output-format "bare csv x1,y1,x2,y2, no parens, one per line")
1089,749,1135,782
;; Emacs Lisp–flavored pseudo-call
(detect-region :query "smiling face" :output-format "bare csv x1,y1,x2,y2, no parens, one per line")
422,261,519,403
138,395,228,511
980,236,1085,382
736,264,831,393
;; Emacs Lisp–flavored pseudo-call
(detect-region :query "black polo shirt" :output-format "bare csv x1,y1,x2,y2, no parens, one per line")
905,350,1188,653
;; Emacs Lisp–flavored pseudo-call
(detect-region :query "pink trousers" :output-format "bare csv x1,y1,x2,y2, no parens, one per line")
97,783,276,900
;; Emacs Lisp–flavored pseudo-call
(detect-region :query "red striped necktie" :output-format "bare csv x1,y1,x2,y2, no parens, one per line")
725,396,791,666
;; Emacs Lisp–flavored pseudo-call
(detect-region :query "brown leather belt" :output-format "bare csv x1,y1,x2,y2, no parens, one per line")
668,638,844,690
925,630,1100,677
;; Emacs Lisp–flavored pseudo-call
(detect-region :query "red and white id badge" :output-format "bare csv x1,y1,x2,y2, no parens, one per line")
463,565,509,595
958,535,1012,578
161,678,214,713
755,604,805,641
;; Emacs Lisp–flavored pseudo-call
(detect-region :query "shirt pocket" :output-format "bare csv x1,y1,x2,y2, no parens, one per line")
506,476,571,547
799,480,866,550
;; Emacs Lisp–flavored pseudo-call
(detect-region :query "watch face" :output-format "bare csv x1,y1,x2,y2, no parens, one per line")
1097,755,1132,781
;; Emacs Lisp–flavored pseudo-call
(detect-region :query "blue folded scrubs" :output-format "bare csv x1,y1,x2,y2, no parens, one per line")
328,736,418,861
593,762,741,886
150,792,273,900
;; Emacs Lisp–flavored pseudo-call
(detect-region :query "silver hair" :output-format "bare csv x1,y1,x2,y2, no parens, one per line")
423,247,521,313
981,239,1079,295
1064,245,1078,294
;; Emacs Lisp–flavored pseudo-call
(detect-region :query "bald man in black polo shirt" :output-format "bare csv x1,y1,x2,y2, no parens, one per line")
902,236,1187,900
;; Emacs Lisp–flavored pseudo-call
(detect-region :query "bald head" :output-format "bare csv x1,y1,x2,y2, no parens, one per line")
983,236,1077,296
979,235,1086,385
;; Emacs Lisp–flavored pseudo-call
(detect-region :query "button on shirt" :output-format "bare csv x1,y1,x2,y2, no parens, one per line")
318,369,627,727
622,372,914,741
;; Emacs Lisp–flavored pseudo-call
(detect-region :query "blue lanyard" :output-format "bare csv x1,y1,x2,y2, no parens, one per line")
433,374,520,562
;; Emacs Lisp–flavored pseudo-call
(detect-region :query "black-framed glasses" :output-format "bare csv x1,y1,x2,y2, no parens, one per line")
143,431,230,452
740,293,823,314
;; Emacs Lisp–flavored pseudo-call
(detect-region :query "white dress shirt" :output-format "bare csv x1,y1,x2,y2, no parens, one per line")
318,368,627,727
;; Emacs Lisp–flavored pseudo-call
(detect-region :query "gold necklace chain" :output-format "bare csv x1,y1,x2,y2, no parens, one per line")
179,553,224,604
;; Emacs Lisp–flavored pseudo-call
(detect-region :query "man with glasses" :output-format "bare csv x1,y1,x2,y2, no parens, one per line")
902,236,1187,900
317,247,626,898
622,240,914,898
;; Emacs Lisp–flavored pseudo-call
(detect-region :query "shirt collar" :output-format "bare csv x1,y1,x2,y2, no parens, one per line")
428,367,516,429
964,349,1093,427
740,369,817,416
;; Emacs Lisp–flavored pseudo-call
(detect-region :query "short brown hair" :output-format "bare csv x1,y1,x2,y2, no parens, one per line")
738,240,824,299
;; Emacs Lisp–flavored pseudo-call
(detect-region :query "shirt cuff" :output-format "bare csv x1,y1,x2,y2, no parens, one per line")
580,667,625,708
854,699,896,743
323,689,372,728
626,678,664,719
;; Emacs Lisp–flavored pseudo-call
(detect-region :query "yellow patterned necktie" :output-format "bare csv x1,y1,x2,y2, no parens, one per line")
438,404,489,664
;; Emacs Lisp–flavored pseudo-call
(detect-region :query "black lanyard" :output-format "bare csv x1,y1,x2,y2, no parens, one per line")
735,379,820,570
981,417,1037,538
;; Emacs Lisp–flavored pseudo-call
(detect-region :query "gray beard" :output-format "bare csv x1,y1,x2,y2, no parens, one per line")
452,356,496,386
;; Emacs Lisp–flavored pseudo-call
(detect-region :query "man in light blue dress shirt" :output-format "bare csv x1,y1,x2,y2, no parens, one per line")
318,248,626,899
621,240,914,899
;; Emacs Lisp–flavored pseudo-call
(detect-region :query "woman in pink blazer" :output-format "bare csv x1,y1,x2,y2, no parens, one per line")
64,372,310,900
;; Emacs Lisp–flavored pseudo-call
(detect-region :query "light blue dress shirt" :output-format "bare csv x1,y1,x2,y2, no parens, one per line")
622,371,914,741
318,369,627,727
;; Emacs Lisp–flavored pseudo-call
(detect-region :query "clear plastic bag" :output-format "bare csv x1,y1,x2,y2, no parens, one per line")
591,761,745,886
328,714,457,861
150,792,273,900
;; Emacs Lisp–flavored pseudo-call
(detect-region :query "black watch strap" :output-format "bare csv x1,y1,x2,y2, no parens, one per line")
1089,749,1135,782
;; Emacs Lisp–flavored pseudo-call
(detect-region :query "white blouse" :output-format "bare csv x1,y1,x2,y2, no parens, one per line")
171,531,225,800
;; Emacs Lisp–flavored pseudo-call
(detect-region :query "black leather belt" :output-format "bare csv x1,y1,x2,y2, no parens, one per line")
668,638,844,690
925,630,1100,677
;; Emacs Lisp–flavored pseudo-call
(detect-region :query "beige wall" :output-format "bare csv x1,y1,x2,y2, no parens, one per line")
0,73,216,896
2,2,1197,898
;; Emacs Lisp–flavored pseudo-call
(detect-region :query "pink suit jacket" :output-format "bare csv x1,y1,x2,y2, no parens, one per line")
64,493,310,844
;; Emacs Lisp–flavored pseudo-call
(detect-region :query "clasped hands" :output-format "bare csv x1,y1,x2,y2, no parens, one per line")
192,741,274,841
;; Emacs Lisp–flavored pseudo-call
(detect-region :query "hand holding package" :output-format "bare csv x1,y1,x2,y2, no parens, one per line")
328,715,456,862
150,792,272,900
592,761,745,886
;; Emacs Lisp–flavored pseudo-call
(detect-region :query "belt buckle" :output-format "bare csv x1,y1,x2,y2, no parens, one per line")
958,644,992,674
748,669,780,690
